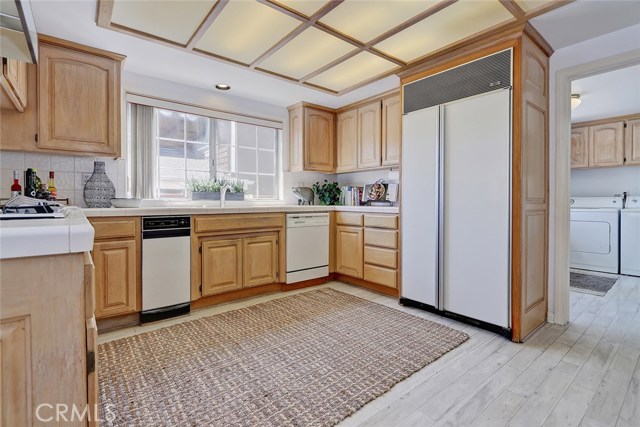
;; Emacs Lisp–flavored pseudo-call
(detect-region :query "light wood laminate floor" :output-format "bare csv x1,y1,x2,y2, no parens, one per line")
99,276,640,427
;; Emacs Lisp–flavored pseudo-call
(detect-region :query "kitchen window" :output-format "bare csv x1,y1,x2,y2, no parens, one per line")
145,106,281,200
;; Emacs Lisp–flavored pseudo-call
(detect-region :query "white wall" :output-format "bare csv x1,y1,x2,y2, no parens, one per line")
548,23,640,321
571,166,640,197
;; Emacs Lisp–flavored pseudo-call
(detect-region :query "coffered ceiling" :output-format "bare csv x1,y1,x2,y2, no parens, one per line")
98,0,570,95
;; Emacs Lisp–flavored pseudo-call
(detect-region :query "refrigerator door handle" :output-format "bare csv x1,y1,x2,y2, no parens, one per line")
437,105,445,311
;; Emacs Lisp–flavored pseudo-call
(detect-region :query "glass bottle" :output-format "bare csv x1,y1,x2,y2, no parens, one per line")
48,171,58,200
10,171,22,197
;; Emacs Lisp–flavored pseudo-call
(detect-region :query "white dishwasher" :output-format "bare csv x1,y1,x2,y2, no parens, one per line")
286,213,329,284
141,216,191,323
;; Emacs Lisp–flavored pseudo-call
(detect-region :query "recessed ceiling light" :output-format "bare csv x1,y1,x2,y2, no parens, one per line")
215,84,231,91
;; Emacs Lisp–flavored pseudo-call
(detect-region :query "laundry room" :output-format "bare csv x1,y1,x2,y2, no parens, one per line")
570,63,640,291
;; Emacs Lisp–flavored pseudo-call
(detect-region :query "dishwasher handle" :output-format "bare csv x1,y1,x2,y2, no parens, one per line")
142,228,190,239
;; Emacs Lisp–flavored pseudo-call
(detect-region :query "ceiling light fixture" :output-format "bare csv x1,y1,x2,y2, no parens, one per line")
571,94,582,109
215,84,231,91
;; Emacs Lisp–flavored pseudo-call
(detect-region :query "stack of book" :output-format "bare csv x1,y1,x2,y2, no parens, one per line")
340,186,364,206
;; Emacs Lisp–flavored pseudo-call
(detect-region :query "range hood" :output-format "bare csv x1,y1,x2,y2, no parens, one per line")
0,0,38,63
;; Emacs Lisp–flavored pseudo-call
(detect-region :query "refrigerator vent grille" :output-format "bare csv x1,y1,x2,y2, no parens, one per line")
403,49,511,114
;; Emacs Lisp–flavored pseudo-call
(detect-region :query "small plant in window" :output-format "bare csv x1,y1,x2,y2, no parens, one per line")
312,180,341,205
229,179,245,194
187,177,223,200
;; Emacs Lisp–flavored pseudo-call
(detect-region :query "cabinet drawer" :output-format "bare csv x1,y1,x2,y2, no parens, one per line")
194,214,284,234
91,218,138,240
336,212,363,226
364,264,397,288
364,246,397,269
364,229,398,249
364,214,398,229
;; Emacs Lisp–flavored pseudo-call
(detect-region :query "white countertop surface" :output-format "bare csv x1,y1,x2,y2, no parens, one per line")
0,207,95,260
83,204,399,217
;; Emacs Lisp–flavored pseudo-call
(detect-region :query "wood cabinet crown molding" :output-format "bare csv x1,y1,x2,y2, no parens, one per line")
39,34,127,62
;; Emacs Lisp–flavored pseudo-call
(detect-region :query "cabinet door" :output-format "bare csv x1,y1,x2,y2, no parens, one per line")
357,101,382,169
94,240,137,318
1,58,27,111
38,43,121,156
336,226,363,278
201,239,243,296
289,106,303,172
243,234,278,287
570,127,589,168
382,95,401,166
589,121,624,167
336,109,358,172
625,118,640,165
304,107,335,172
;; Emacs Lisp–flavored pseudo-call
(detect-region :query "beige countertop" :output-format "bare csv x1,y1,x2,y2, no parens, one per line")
82,204,399,217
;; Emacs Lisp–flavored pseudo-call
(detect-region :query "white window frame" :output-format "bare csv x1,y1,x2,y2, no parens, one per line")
127,94,283,201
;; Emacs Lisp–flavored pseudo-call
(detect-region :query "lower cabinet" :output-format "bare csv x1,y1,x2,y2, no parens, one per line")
244,234,278,287
93,239,138,318
200,232,280,297
89,217,140,320
336,225,364,278
336,214,399,290
201,238,243,296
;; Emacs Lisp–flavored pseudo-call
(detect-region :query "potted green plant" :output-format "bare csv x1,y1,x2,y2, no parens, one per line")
187,177,222,200
312,180,341,205
227,179,245,201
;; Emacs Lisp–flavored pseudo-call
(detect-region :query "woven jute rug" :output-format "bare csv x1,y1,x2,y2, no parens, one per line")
570,271,618,296
98,288,469,426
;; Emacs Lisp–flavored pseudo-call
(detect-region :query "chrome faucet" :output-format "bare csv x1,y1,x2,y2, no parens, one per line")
220,183,231,208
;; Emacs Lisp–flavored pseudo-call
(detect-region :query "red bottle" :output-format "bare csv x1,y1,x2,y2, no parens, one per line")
10,170,22,197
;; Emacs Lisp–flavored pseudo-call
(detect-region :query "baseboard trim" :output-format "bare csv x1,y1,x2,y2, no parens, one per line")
282,276,333,291
192,283,282,310
335,274,399,297
96,312,140,332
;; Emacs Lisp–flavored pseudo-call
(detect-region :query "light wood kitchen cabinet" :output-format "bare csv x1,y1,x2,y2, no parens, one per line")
589,121,624,167
288,103,335,173
570,127,589,168
1,57,27,112
1,252,94,427
201,238,243,296
625,118,640,165
243,234,278,287
37,35,125,157
94,239,138,318
336,225,363,278
357,101,382,169
90,217,141,320
192,214,285,303
382,94,401,166
336,109,358,172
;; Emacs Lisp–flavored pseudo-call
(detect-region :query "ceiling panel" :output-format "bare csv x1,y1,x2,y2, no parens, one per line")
307,52,398,92
195,1,301,64
111,0,216,45
276,0,329,17
319,0,440,43
259,27,356,79
374,0,514,63
515,0,556,13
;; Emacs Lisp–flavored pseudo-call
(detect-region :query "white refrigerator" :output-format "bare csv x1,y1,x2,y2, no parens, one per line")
401,88,512,330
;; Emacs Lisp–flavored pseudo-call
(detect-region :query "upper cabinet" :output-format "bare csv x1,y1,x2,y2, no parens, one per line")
0,58,28,112
288,103,335,173
38,36,125,157
625,118,640,166
336,109,358,172
357,101,382,169
571,114,639,169
335,93,401,173
382,94,401,167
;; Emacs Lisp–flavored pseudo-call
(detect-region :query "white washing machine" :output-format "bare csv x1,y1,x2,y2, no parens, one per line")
570,197,622,274
621,195,640,276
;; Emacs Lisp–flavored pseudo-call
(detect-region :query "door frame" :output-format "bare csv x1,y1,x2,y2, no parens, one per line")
552,48,640,325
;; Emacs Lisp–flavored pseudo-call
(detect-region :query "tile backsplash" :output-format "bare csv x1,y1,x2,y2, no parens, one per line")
0,152,126,207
